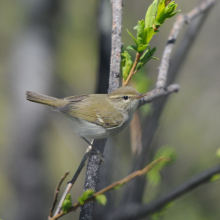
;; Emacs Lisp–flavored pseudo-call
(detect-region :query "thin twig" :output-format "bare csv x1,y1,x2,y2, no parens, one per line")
51,157,169,220
138,83,180,107
106,164,220,220
53,145,93,216
49,171,70,218
123,52,141,86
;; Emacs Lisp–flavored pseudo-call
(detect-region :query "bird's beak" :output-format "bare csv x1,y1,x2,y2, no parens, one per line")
135,93,148,99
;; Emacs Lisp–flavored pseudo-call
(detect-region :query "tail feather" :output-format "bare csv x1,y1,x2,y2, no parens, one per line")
26,91,67,108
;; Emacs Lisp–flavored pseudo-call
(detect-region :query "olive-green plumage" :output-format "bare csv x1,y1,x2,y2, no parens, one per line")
26,87,145,139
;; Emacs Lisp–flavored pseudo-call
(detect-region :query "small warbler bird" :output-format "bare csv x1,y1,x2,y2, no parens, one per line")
26,86,146,139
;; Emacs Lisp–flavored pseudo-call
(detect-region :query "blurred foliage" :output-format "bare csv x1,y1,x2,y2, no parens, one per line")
209,174,220,182
132,69,153,115
95,194,107,205
147,146,176,186
215,148,220,159
151,202,175,220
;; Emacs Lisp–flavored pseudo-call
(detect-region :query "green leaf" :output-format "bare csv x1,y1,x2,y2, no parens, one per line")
126,29,138,47
154,20,162,28
157,0,165,18
137,44,148,53
78,189,95,205
95,194,107,205
127,45,138,51
152,57,159,60
147,146,176,186
145,0,158,28
155,1,180,25
135,20,146,46
136,47,157,71
121,51,133,80
145,27,154,44
62,194,72,214
167,10,180,18
210,174,220,182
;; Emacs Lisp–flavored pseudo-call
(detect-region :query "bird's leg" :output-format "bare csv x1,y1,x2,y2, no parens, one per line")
81,137,105,162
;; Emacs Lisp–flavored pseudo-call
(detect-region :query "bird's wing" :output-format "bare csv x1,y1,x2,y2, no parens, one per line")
62,95,124,128
64,94,89,102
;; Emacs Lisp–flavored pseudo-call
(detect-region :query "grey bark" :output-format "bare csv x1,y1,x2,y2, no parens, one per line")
79,0,122,219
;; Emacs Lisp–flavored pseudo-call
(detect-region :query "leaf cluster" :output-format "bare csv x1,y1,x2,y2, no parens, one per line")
122,0,180,82
78,189,107,206
62,194,72,214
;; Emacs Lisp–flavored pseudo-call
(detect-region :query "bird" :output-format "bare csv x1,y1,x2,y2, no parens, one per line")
26,86,146,140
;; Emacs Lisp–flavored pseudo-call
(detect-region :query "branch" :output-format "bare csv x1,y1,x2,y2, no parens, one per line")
156,0,216,89
108,0,123,93
79,139,107,220
79,1,123,219
106,164,220,220
138,83,180,108
51,157,169,220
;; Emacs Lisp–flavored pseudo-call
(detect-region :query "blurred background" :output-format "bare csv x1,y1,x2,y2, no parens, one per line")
0,0,220,219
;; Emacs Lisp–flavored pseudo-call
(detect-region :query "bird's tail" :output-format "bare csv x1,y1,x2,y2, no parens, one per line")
26,91,67,108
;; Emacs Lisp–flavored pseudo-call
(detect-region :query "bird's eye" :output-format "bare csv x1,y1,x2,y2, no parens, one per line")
123,96,128,100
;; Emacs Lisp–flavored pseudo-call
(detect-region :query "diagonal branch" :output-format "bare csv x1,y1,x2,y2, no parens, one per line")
138,83,180,107
106,164,220,220
50,157,169,220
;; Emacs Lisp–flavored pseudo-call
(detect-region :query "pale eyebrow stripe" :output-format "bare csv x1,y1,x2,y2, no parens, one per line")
109,95,134,99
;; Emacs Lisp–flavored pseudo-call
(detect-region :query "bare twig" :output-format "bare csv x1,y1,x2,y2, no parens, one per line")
51,157,169,220
138,83,179,107
49,171,70,218
53,145,93,216
107,164,220,220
